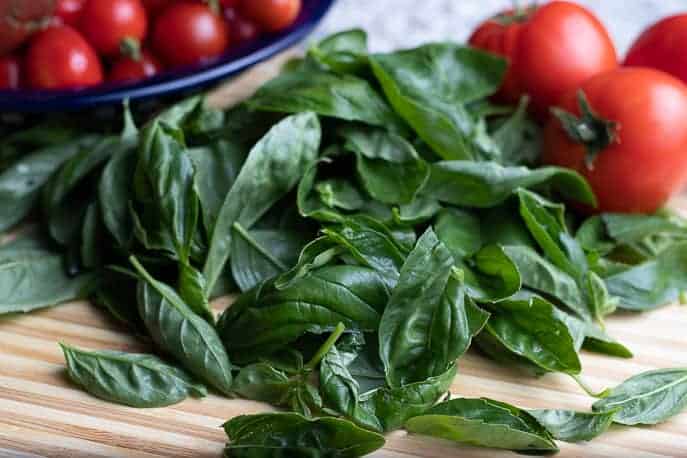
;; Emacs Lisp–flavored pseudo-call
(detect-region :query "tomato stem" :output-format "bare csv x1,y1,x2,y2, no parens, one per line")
552,91,619,170
119,37,142,61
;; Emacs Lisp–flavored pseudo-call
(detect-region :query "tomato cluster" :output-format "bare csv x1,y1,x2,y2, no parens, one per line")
470,1,687,214
0,0,302,90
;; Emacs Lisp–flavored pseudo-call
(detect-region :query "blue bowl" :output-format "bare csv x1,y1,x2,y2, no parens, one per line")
0,0,336,113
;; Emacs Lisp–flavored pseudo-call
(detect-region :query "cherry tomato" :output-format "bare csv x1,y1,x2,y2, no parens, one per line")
543,68,687,214
141,0,170,16
79,0,147,56
221,0,241,7
55,0,87,25
224,7,260,43
241,0,301,32
468,8,530,104
625,14,687,85
110,50,162,83
0,0,54,55
470,1,617,117
0,56,21,89
153,3,229,67
25,26,104,89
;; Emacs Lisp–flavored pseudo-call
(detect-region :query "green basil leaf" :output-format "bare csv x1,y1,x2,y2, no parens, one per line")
341,126,430,205
315,178,366,211
187,140,246,233
177,263,213,322
203,112,321,295
232,362,291,404
322,215,407,288
602,212,687,246
0,252,94,315
43,136,117,245
99,147,136,247
379,229,488,387
61,343,207,408
308,28,369,75
393,196,442,226
274,237,344,290
364,364,457,432
582,321,633,358
484,295,581,375
320,345,383,432
247,70,402,130
504,245,589,320
93,266,145,333
491,97,541,166
135,120,199,264
230,225,307,292
223,412,385,458
592,368,687,425
435,208,482,259
528,409,616,442
425,161,595,208
80,202,101,270
405,397,558,454
465,244,522,302
131,257,233,395
218,265,388,364
370,44,506,160
605,243,687,311
0,136,97,233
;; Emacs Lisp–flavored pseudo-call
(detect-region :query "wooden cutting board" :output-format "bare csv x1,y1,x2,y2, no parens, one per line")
1,53,687,458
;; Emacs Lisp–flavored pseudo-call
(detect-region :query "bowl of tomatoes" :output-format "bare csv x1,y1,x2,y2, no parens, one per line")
0,0,336,112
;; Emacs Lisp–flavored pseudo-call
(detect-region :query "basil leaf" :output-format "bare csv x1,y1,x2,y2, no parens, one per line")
341,126,430,205
484,295,581,375
603,212,687,246
43,136,117,245
592,368,687,425
491,97,541,166
528,409,616,442
187,140,246,233
203,112,321,296
247,70,402,130
99,147,136,247
365,364,457,432
435,208,482,259
425,161,595,208
0,136,97,233
93,266,145,333
322,215,407,288
582,322,633,358
309,28,369,75
504,245,589,320
379,229,489,387
80,202,101,269
230,225,307,292
223,413,385,458
320,345,383,432
315,178,366,211
405,397,558,453
218,265,388,364
177,263,213,322
232,362,290,404
61,343,207,408
393,196,442,226
274,237,344,290
0,251,94,315
131,257,233,395
605,243,687,311
135,120,199,264
370,44,506,160
464,244,521,302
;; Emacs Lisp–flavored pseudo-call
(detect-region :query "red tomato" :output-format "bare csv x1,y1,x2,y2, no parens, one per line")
241,0,301,32
625,14,687,85
79,0,147,56
470,1,617,117
0,0,54,55
141,0,170,16
153,3,229,67
543,68,687,214
110,50,162,83
468,9,530,104
25,26,104,89
224,7,260,43
0,56,21,89
221,0,241,7
55,0,87,25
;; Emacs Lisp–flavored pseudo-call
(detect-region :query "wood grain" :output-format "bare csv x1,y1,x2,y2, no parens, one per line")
1,53,686,458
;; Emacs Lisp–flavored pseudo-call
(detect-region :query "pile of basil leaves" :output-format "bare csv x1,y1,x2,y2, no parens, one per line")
2,30,687,457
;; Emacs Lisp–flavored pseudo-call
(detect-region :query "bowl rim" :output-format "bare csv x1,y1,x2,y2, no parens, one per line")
0,0,336,113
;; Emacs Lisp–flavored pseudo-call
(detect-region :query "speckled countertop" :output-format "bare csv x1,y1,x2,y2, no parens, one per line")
314,0,686,54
